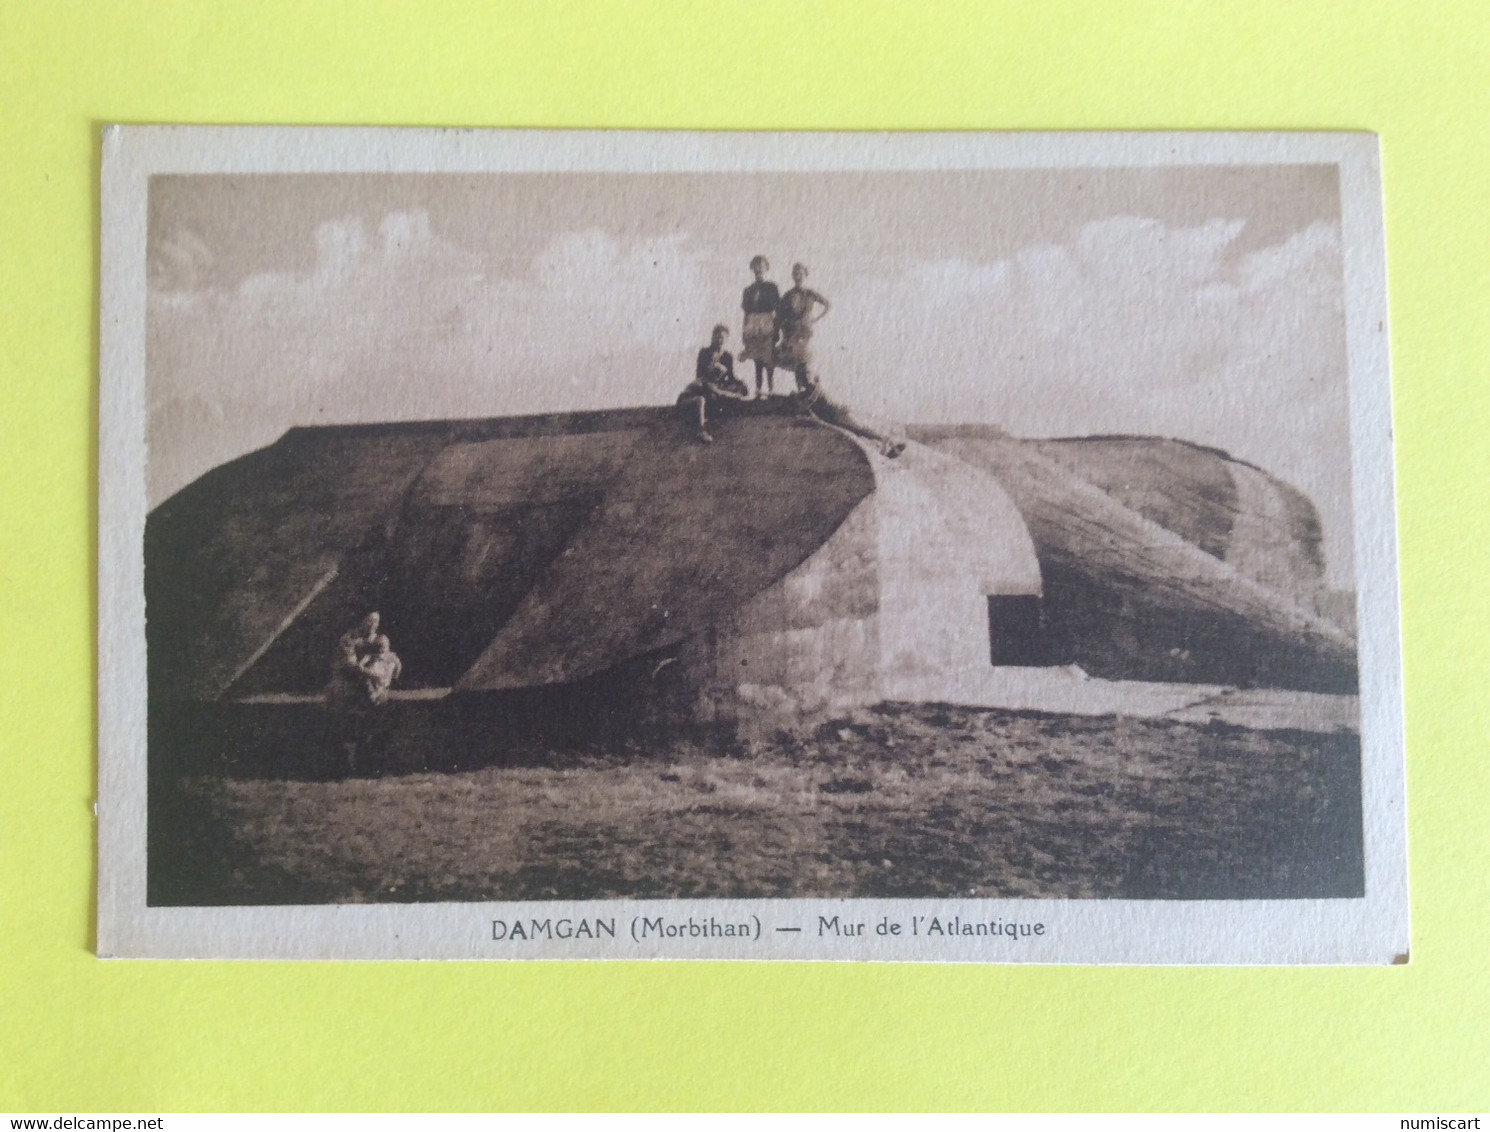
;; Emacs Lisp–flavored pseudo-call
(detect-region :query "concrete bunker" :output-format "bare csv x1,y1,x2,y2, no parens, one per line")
145,404,1358,763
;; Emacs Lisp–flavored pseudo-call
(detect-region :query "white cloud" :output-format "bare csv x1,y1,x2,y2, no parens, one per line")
147,214,712,504
822,217,1352,583
527,229,709,359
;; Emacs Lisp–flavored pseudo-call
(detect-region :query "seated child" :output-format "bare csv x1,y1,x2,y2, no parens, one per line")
677,324,751,443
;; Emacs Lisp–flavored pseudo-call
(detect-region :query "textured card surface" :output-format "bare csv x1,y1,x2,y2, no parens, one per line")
98,127,1406,962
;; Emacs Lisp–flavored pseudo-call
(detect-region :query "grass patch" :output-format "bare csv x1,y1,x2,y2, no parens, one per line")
149,702,1362,904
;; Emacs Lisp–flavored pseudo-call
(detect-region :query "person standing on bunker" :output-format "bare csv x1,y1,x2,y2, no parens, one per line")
740,255,781,397
677,323,751,443
775,262,831,389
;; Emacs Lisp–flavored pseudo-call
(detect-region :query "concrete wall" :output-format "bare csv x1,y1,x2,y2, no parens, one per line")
152,409,1360,724
681,494,882,725
874,442,1043,699
683,439,1043,724
1222,460,1328,602
922,435,1357,692
1034,436,1329,604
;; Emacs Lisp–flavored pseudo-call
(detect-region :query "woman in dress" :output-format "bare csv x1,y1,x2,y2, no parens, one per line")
776,262,831,389
739,255,780,397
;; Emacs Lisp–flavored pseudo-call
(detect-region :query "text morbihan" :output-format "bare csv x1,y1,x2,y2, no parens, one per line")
636,915,755,939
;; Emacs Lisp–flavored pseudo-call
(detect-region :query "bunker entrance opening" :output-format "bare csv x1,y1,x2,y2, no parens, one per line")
988,594,1046,666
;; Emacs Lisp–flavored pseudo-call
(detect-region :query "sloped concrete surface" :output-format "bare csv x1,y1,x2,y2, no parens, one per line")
456,414,874,689
146,429,449,701
920,433,1356,692
889,665,1359,734
1164,687,1360,733
1034,435,1329,602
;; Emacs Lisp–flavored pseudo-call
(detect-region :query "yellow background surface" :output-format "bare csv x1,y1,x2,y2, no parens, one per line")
2,0,1487,1112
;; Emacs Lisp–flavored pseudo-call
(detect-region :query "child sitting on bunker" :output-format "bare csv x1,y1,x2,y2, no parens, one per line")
677,323,751,443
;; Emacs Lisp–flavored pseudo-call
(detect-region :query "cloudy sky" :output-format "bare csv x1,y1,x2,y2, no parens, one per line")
147,165,1353,583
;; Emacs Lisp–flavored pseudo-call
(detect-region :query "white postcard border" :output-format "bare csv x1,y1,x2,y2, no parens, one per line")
98,127,1407,963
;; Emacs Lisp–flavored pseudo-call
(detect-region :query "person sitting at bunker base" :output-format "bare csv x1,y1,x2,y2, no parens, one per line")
360,635,403,707
325,612,398,775
328,614,403,708
793,369,905,459
327,611,382,708
677,323,751,443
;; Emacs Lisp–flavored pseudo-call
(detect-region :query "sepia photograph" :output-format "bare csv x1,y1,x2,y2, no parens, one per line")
98,128,1406,961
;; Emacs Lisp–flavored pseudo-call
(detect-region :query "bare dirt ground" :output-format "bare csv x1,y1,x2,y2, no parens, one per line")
149,702,1362,905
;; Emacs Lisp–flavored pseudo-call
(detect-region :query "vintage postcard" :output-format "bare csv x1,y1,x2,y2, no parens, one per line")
98,128,1406,962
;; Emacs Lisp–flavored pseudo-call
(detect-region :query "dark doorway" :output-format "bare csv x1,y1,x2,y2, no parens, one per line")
988,594,1044,666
